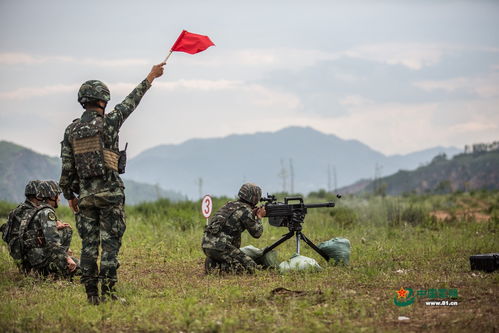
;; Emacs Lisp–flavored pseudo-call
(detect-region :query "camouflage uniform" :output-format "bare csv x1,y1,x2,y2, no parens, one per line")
1,180,42,270
201,183,264,274
1,180,79,277
23,203,79,278
59,79,151,297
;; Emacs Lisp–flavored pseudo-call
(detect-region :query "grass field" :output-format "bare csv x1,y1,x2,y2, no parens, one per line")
0,192,498,332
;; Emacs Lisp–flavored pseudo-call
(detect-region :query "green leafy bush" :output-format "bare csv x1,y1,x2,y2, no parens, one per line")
0,201,15,218
329,206,358,228
401,205,430,226
385,200,403,227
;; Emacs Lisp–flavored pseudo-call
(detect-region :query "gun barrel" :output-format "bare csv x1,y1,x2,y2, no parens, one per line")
304,202,335,209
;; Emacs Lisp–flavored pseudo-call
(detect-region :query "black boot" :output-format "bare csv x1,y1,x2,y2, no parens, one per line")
85,282,100,305
204,257,222,274
101,281,126,304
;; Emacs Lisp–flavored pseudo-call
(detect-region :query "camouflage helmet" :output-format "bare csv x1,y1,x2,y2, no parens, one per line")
24,180,42,198
36,180,62,199
77,80,110,106
238,183,262,206
47,180,62,196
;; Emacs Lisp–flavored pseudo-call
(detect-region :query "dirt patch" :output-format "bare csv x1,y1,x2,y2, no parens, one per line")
269,287,323,297
431,211,452,221
430,210,491,222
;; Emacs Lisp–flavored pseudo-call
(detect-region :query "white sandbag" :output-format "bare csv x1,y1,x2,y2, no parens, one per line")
240,245,262,259
279,254,322,273
240,245,280,268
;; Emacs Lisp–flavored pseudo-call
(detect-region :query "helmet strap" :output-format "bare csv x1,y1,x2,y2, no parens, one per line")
239,197,256,208
45,197,58,209
29,198,41,206
98,100,107,109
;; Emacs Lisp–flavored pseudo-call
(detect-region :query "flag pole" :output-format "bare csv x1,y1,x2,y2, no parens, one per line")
163,50,173,64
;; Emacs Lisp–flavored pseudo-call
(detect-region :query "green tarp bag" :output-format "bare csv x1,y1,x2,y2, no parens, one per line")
318,237,351,265
240,245,280,269
279,254,322,273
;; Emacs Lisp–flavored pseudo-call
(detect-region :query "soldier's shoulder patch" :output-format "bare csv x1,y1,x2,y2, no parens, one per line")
47,211,56,221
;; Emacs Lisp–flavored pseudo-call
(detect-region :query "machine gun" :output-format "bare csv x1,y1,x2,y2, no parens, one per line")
261,194,340,261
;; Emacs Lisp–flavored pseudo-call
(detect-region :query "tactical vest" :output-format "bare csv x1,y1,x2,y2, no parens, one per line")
70,116,120,178
205,201,246,235
21,205,53,251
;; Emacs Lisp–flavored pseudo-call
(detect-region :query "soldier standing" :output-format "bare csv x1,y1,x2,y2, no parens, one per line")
59,63,165,304
202,183,266,274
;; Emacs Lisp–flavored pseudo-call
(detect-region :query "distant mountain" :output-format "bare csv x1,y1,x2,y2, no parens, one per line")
0,141,185,204
126,126,461,198
339,150,499,195
0,141,60,203
336,179,372,195
121,179,186,204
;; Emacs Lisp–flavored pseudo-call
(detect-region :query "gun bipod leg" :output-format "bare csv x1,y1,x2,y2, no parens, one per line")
296,231,301,255
262,230,294,255
300,233,330,262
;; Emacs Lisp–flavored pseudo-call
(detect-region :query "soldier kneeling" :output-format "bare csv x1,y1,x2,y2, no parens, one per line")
21,181,79,278
201,183,266,274
1,180,43,273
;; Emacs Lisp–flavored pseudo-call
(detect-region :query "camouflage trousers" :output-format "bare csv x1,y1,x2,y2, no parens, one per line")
203,245,258,274
76,194,126,287
29,254,80,278
59,227,72,251
25,228,80,278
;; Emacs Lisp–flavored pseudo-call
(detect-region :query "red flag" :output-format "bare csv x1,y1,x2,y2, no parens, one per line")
170,30,215,54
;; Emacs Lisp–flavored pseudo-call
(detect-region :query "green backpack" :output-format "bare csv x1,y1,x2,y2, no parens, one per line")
1,204,45,261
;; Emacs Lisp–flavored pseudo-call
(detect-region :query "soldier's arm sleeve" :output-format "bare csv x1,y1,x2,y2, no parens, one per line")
106,79,152,130
241,207,263,239
59,126,78,200
38,210,68,261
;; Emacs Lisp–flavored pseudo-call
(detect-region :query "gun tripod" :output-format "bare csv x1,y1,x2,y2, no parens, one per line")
262,217,330,262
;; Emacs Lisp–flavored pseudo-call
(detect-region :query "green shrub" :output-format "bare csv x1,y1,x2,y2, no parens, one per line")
401,205,429,226
385,200,403,227
308,189,329,199
328,206,358,229
0,201,15,218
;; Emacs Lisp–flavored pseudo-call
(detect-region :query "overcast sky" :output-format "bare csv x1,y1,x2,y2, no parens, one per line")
0,0,498,158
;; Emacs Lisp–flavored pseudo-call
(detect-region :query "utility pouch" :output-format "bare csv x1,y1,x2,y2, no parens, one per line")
73,134,107,178
118,142,128,174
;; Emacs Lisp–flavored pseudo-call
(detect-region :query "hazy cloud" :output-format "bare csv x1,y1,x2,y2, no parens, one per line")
1,1,499,159
286,98,499,155
0,84,77,100
414,73,499,98
0,52,149,67
343,43,447,70
0,79,301,118
339,95,374,107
